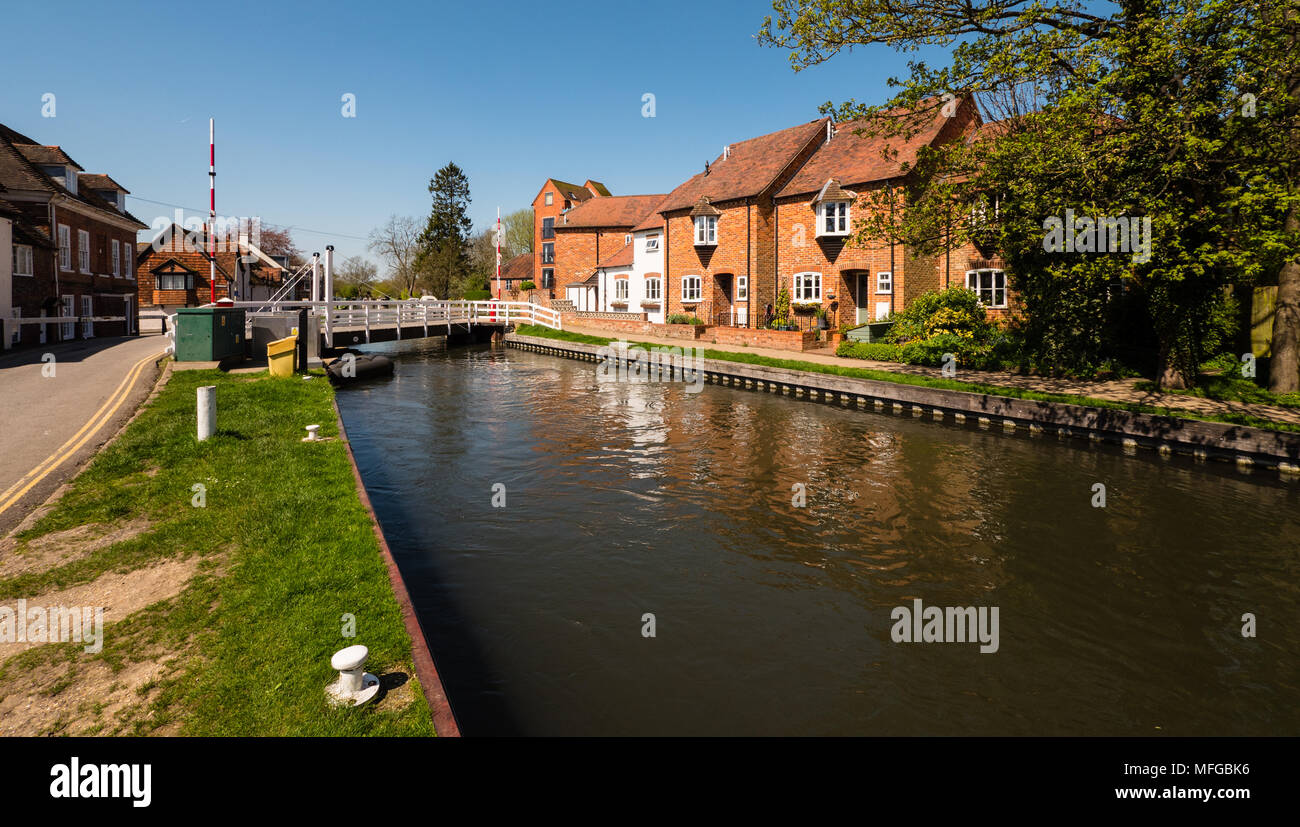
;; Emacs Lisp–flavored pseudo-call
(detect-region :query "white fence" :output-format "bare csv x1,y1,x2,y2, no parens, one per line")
3,315,129,350
224,298,563,344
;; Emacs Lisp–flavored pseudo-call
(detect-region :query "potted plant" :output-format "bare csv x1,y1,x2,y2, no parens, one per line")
814,306,829,330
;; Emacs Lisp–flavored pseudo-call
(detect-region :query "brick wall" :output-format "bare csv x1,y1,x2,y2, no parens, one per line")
711,325,818,352
553,228,628,293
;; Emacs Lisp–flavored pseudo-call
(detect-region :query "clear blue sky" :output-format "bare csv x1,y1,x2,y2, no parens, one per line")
0,0,942,268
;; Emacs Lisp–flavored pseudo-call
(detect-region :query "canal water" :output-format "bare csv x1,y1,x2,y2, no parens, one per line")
335,339,1300,736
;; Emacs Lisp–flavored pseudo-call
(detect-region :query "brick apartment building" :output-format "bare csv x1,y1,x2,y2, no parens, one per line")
0,123,147,348
532,178,610,291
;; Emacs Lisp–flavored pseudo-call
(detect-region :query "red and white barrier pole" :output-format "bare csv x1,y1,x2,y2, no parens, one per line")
209,118,216,304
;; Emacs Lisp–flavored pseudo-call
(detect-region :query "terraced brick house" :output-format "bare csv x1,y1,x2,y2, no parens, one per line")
772,96,1003,329
650,118,830,329
0,123,147,347
532,178,610,294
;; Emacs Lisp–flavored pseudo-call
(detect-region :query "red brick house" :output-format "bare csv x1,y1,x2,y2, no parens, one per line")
0,123,147,347
135,223,293,332
553,193,665,306
494,251,533,295
652,118,830,328
771,96,1004,329
532,178,610,293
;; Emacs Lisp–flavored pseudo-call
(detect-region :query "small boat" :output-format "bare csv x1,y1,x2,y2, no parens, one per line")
325,350,394,383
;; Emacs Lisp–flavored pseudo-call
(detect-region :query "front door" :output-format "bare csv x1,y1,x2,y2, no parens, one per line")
124,295,134,334
856,273,870,324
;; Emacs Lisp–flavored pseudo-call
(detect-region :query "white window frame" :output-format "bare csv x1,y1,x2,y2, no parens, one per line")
545,191,553,206
793,271,822,303
681,275,702,302
876,271,892,294
817,201,849,237
125,247,134,279
645,234,660,253
693,215,717,246
61,295,74,340
965,268,1007,308
624,234,632,246
77,229,91,274
81,295,93,338
644,277,661,301
13,244,34,276
736,275,748,301
58,224,71,270
614,279,629,301
111,239,121,277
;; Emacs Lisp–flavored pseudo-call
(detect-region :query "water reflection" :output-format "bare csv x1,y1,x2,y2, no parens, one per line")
336,340,1300,736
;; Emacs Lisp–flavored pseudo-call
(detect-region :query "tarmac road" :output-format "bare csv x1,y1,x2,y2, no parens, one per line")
0,334,167,535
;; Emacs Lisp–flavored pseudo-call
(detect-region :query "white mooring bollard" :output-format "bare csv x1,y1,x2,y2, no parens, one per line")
303,425,321,442
327,645,380,707
197,385,216,441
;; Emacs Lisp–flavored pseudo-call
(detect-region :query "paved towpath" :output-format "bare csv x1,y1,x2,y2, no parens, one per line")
564,323,1300,427
0,335,167,535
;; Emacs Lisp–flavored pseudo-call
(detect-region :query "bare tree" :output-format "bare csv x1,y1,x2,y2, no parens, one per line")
336,255,379,296
368,215,422,296
502,208,533,257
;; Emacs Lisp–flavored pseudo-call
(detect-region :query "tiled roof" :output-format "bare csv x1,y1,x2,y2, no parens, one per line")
549,178,597,203
630,195,670,232
13,143,82,170
596,242,634,270
776,101,969,198
585,180,611,197
139,223,288,284
656,118,830,212
78,173,129,193
0,122,146,228
499,252,532,281
558,194,667,229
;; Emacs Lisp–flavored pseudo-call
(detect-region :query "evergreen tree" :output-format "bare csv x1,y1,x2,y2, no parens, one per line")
416,162,472,298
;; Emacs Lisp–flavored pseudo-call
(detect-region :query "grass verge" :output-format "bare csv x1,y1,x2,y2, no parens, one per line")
0,367,436,736
514,324,1300,434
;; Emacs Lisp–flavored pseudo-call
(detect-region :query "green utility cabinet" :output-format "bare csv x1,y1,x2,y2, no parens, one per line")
175,307,246,362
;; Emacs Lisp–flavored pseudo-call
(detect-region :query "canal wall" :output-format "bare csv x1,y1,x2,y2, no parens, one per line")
332,397,462,736
504,332,1300,474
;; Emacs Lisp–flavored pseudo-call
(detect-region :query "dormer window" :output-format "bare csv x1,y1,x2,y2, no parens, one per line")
813,178,855,238
694,216,716,245
819,201,849,236
40,165,68,187
690,197,721,246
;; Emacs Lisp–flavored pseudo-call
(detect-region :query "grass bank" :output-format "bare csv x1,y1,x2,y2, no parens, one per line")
0,367,436,736
513,324,1300,434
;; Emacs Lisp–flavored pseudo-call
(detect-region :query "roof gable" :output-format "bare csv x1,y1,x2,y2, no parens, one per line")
656,118,830,213
776,97,980,198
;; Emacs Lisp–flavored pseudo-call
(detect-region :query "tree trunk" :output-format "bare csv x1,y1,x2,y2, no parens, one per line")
1269,206,1300,393
1271,5,1300,393
1157,338,1190,390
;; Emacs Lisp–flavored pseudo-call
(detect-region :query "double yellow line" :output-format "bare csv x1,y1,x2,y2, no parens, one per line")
0,350,162,518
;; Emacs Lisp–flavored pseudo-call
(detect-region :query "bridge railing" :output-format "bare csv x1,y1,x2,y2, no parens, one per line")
214,299,563,338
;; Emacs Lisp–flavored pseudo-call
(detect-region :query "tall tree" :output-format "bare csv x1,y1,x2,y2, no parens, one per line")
759,0,1300,389
416,162,473,298
367,215,422,297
